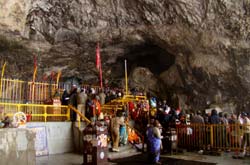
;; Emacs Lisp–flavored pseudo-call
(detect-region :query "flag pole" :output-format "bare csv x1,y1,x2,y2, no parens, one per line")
0,62,6,98
125,59,128,95
56,71,61,89
32,55,38,103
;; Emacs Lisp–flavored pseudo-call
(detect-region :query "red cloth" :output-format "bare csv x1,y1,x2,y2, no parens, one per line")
96,43,100,70
128,102,135,111
26,114,31,122
93,99,101,115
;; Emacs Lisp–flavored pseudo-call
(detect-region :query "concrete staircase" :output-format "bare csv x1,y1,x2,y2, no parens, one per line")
108,143,142,160
73,122,142,159
72,121,88,153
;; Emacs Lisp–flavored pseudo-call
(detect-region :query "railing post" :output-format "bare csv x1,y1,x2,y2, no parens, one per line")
17,104,21,112
44,105,47,122
210,125,213,147
0,62,6,99
67,106,70,121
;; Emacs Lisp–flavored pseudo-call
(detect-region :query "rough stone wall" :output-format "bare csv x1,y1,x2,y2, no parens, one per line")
0,128,36,165
1,0,250,111
0,0,31,34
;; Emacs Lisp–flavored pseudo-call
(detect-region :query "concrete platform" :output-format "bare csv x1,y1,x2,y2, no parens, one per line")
162,151,250,165
36,151,250,165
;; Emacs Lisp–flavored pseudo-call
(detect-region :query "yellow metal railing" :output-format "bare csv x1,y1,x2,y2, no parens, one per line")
68,105,91,123
0,78,62,104
0,102,70,122
101,94,147,115
176,123,250,152
0,91,147,123
123,94,147,101
0,78,147,105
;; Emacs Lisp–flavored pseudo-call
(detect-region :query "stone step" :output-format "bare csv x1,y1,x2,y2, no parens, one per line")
108,144,141,160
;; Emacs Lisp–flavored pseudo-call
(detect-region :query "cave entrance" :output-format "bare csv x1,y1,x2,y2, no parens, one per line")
109,41,177,99
122,42,175,75
112,41,176,98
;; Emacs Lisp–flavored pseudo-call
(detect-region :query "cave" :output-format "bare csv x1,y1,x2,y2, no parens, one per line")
110,41,176,96
106,41,178,105
123,42,176,75
1,0,250,112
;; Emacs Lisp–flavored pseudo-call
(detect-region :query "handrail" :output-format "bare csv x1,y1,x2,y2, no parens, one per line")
123,94,147,100
68,105,91,124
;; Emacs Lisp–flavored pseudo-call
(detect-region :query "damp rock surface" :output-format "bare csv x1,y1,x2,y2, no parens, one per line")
0,0,250,111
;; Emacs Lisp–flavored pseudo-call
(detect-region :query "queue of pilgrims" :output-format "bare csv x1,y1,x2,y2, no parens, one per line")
0,80,249,164
61,85,250,162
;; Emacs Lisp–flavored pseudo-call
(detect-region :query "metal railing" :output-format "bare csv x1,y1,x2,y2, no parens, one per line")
0,102,70,122
176,123,250,152
0,87,148,153
68,105,91,123
101,94,147,114
0,78,146,104
0,78,63,104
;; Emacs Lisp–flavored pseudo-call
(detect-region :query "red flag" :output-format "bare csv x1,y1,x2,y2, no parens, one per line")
96,43,100,70
96,42,103,88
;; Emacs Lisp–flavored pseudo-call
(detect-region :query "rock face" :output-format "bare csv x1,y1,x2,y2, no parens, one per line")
1,0,250,112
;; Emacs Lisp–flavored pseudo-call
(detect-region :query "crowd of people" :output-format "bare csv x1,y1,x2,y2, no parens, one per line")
121,95,250,162
1,81,249,163
147,98,250,160
60,85,125,122
2,82,245,163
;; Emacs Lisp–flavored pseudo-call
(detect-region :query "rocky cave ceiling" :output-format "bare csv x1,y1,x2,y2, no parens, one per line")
1,0,250,112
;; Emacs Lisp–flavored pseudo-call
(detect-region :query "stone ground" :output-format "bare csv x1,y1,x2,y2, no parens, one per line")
36,151,250,165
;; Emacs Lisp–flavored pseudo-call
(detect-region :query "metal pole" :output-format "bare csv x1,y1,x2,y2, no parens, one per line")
56,71,61,89
125,59,128,95
0,62,6,98
32,67,37,103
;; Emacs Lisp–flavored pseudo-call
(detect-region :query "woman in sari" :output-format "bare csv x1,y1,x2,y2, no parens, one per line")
147,120,162,164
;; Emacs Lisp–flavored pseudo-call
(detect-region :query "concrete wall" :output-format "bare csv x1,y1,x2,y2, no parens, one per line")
26,122,74,155
73,123,85,153
0,122,74,165
0,128,36,165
